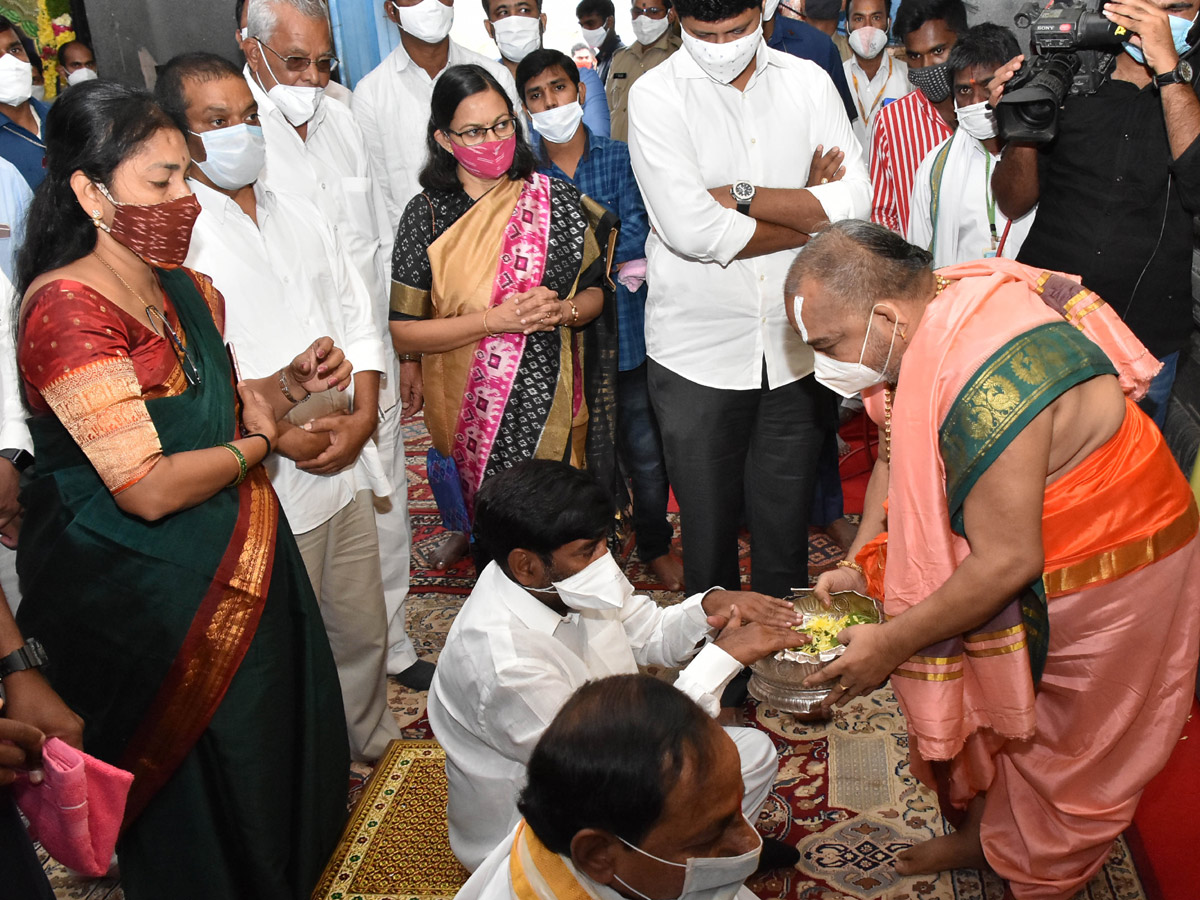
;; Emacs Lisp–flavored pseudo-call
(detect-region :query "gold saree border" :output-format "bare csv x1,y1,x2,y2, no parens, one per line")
119,467,278,828
1042,500,1199,598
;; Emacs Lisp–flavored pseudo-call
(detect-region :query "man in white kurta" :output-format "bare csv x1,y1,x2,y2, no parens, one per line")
167,54,403,762
243,0,423,686
627,1,870,598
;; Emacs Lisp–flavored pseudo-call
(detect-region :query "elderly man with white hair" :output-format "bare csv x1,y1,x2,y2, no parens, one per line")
242,0,431,691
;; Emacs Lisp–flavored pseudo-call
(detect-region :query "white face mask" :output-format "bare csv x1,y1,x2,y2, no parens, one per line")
192,123,266,190
0,54,34,106
240,26,250,40
581,24,610,50
493,15,543,62
763,0,781,19
66,67,98,87
848,25,888,60
255,41,325,126
30,83,44,101
613,821,762,900
535,551,633,612
631,14,671,46
530,100,585,143
794,295,899,398
681,19,762,85
394,0,455,43
956,99,999,141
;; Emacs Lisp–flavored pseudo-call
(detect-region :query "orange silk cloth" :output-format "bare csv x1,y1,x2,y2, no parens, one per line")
950,408,1200,900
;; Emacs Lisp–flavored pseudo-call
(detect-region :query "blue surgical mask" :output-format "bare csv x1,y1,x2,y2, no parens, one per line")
1124,12,1197,64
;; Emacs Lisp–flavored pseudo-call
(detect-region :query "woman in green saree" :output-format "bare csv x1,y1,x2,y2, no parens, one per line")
12,82,349,899
390,65,619,567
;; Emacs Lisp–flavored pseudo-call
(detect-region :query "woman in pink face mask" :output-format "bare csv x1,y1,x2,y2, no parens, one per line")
391,65,618,566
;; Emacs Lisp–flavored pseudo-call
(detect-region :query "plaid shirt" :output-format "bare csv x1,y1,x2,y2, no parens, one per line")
536,127,650,372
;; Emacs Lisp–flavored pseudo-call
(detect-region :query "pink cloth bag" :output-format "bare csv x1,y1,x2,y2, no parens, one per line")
12,737,134,877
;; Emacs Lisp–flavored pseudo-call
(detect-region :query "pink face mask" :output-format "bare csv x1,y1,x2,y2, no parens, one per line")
450,136,516,179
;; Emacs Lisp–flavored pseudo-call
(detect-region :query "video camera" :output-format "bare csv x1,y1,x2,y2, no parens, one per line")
995,0,1125,144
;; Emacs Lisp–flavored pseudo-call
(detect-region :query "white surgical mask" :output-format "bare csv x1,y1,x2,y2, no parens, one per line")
848,25,888,60
255,42,325,126
493,15,543,62
763,0,781,20
30,83,44,101
535,551,633,612
394,0,455,43
794,295,899,398
631,14,671,46
956,99,998,141
0,54,34,106
240,26,249,40
613,821,762,900
192,123,266,190
581,24,610,50
530,100,585,143
681,20,762,84
66,67,98,86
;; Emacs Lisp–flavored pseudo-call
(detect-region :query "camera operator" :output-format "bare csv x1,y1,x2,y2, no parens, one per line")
989,0,1200,429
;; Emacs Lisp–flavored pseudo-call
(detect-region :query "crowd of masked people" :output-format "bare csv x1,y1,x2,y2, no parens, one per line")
0,0,1198,897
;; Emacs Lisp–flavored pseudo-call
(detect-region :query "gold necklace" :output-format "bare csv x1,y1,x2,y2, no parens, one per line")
884,275,951,462
92,251,156,312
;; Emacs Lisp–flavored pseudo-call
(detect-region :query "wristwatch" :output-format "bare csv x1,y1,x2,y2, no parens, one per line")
1155,58,1193,89
0,448,32,472
0,638,48,680
731,180,756,216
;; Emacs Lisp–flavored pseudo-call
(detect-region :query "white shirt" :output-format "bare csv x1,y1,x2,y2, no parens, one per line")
352,40,520,234
0,266,30,454
628,41,871,390
843,53,911,162
458,824,758,900
428,561,741,871
185,179,390,533
245,67,399,412
907,129,1036,269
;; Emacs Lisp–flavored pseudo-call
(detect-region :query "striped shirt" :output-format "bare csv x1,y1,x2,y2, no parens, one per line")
869,89,954,234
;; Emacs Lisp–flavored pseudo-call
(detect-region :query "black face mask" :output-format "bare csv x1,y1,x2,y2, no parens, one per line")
908,62,952,104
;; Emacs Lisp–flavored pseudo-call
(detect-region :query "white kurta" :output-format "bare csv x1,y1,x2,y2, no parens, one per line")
628,40,871,391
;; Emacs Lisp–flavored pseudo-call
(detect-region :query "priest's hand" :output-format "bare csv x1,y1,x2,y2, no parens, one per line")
713,605,804,666
804,622,907,708
813,566,867,607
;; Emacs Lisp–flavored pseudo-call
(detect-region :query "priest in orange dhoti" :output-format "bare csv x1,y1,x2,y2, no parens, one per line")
784,220,1200,900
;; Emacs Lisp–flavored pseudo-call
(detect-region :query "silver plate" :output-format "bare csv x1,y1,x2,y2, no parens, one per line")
748,590,882,714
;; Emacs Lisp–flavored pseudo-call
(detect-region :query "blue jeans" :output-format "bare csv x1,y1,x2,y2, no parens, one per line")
1138,351,1179,430
617,362,674,561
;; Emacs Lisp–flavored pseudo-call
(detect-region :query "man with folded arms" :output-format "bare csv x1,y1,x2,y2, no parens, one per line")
789,220,1200,898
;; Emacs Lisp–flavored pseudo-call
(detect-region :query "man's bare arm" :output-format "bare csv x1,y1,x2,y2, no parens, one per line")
734,219,811,259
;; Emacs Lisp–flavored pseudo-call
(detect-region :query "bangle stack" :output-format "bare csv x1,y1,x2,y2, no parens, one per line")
566,299,579,327
221,442,248,487
835,558,865,577
278,368,309,404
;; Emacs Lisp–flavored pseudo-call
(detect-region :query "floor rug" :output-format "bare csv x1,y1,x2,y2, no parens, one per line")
314,740,469,900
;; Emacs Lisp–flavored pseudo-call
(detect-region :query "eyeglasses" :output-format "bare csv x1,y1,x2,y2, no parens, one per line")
630,5,669,17
444,117,517,146
145,305,202,387
258,40,339,74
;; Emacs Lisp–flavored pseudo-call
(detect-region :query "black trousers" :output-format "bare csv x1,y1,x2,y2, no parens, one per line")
648,358,828,598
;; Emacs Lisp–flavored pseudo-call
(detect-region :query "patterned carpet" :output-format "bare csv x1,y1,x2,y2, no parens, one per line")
41,416,1149,900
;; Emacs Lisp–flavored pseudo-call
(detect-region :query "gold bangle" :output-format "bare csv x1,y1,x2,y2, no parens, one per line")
567,299,579,326
836,559,865,576
483,308,495,336
220,442,248,487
